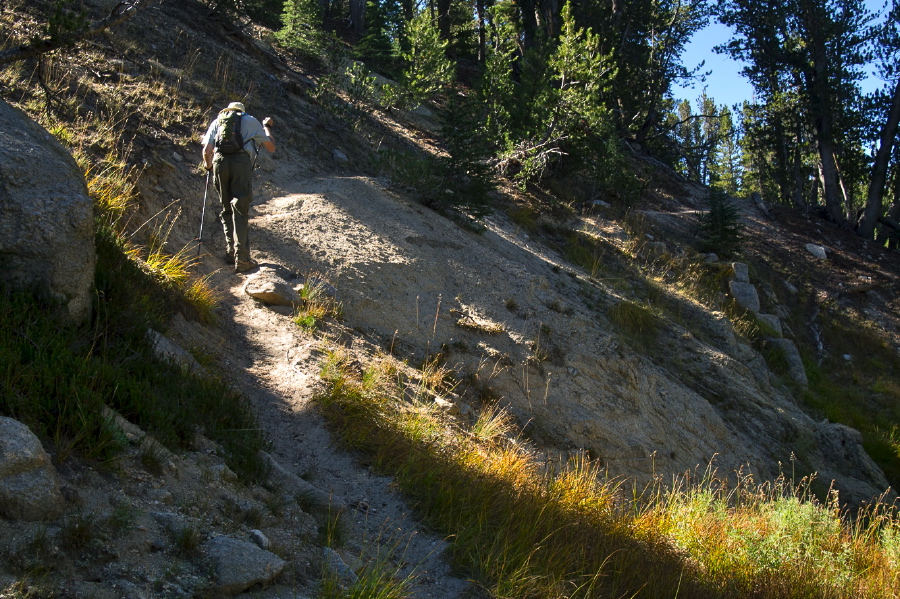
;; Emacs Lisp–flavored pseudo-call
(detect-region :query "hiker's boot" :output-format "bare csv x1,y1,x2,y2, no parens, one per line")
235,257,259,274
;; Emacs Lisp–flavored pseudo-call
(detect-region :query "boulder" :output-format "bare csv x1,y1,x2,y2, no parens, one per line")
765,338,808,390
202,536,286,595
756,314,783,337
244,269,299,306
323,547,358,584
728,281,761,313
813,421,892,504
249,529,271,550
643,241,668,255
805,243,828,260
0,416,65,521
146,328,202,372
731,262,750,283
0,100,95,324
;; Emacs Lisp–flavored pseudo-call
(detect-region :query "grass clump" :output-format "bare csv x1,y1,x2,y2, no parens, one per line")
174,525,202,555
608,299,660,339
294,273,342,333
320,552,416,599
315,349,900,599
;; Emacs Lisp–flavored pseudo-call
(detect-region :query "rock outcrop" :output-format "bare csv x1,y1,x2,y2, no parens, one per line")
253,178,891,506
0,417,64,521
0,100,95,324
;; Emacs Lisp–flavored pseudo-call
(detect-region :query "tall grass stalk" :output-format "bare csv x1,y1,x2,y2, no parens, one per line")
316,349,900,598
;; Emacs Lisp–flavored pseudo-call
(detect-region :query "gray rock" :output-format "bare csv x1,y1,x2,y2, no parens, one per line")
433,395,460,415
756,314,783,337
703,253,719,263
244,270,299,306
731,262,750,283
149,511,185,534
249,529,270,550
644,241,667,255
258,451,346,514
102,405,146,444
805,243,827,260
783,280,799,294
146,329,202,373
0,99,96,324
146,489,174,505
323,547,358,584
203,535,286,595
0,416,64,521
332,149,349,163
813,421,892,504
210,463,238,483
766,338,808,390
728,281,761,312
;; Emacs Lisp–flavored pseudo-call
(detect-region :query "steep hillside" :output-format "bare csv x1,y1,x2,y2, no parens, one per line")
2,0,900,597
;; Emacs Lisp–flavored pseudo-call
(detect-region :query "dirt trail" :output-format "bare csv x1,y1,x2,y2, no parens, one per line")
191,147,474,598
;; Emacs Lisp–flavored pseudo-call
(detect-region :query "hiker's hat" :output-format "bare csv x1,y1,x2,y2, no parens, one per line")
225,101,245,111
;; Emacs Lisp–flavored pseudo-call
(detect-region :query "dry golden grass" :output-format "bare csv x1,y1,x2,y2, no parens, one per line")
317,349,900,599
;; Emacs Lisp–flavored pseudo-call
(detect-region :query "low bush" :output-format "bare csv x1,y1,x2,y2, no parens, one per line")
0,226,268,480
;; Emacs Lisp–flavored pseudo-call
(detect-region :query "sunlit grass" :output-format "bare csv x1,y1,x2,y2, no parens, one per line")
293,273,343,332
78,151,139,222
316,349,900,599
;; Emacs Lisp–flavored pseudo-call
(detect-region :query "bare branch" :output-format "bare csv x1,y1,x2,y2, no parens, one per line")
0,0,157,65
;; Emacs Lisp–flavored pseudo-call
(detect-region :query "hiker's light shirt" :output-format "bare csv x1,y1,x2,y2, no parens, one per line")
202,113,270,160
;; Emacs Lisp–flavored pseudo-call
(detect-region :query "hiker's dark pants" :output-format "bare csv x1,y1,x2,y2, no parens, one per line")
212,151,253,262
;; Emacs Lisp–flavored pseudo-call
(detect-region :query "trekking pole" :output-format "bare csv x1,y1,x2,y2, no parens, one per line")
251,142,261,171
197,170,210,258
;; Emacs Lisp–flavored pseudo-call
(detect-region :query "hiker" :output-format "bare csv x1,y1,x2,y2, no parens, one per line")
201,101,275,273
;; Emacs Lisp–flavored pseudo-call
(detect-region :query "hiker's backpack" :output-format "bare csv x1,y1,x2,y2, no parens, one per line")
214,110,245,155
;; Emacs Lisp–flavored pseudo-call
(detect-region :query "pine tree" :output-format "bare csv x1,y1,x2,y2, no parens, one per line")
400,9,455,107
709,106,743,196
276,0,324,57
698,189,744,257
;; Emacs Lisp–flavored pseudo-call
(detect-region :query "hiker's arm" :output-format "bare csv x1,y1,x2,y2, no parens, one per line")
203,143,214,169
261,117,275,152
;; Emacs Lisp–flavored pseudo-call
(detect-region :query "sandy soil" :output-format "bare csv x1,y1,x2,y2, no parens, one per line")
186,146,480,598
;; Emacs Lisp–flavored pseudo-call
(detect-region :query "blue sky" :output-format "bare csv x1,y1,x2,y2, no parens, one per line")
674,0,891,110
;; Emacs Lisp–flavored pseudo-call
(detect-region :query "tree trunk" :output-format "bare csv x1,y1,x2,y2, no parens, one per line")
349,0,365,34
791,120,807,208
803,0,845,224
476,0,486,61
541,0,562,38
520,0,539,50
436,0,453,56
858,77,900,238
813,120,846,223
